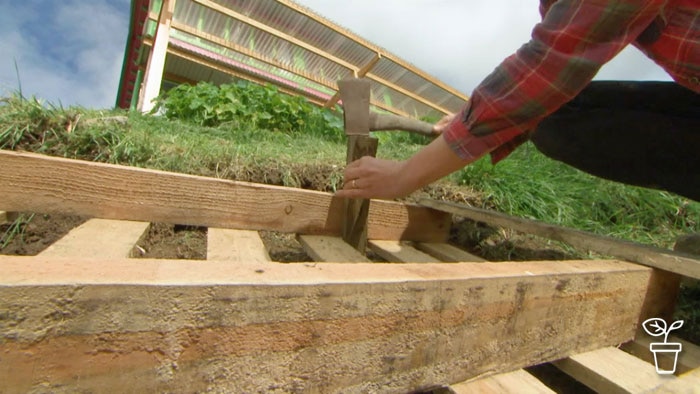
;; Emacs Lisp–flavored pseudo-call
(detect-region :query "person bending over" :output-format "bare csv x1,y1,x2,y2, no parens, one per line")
336,0,700,202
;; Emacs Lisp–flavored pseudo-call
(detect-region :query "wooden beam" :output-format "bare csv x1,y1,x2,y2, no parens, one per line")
297,235,371,262
369,240,439,263
339,78,377,251
207,229,271,263
420,199,700,279
0,151,450,242
414,242,486,262
553,347,675,393
139,0,175,112
39,219,149,259
0,211,18,225
342,136,377,251
451,369,555,393
372,237,553,394
621,335,700,376
649,367,700,393
0,256,651,393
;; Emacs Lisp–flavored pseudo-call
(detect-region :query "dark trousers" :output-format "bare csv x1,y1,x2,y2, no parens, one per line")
531,81,700,201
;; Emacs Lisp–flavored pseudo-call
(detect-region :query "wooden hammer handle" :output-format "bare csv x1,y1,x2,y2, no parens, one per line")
368,113,436,136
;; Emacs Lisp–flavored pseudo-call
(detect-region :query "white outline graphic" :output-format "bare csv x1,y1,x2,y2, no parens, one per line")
642,318,684,375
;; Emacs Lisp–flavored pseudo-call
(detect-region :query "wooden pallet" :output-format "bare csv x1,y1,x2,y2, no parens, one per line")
1,150,699,393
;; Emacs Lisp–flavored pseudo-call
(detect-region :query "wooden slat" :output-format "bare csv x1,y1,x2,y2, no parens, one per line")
139,0,174,112
0,257,651,393
297,235,371,262
39,219,149,258
553,347,673,394
0,211,17,225
648,367,700,393
207,228,271,263
451,369,555,393
368,240,438,263
420,199,700,279
621,335,700,375
415,242,486,262
0,151,450,242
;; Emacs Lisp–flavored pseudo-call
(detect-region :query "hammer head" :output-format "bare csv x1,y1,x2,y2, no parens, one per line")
338,78,371,136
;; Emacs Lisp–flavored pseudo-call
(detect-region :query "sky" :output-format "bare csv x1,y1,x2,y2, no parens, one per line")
0,0,671,109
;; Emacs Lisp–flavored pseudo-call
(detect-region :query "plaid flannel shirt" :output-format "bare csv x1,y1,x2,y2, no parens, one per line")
444,0,700,164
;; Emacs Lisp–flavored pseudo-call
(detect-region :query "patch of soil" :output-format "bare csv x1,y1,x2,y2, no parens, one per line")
133,223,207,260
259,231,312,262
448,217,582,262
0,212,88,255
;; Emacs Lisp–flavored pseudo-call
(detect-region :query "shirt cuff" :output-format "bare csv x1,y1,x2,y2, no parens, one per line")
443,107,526,164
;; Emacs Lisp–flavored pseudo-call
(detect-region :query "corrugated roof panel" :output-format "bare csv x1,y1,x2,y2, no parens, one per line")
133,0,468,117
166,30,339,100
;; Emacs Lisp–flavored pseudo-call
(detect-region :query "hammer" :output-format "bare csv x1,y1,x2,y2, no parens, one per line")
337,78,439,251
338,79,439,137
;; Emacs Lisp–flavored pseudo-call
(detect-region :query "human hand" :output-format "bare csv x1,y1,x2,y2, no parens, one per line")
432,113,456,135
335,156,412,200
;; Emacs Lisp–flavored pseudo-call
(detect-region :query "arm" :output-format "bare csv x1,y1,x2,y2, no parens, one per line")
447,0,666,163
339,0,666,200
335,135,472,200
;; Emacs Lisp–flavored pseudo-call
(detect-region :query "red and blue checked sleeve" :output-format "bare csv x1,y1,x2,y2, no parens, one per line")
444,0,667,163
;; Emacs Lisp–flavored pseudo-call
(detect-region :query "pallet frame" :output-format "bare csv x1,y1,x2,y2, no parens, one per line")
1,151,699,393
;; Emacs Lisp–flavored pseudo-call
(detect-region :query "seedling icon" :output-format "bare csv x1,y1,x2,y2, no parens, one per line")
642,318,683,374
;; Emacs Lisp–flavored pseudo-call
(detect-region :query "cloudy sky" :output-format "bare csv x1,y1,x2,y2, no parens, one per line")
0,0,671,109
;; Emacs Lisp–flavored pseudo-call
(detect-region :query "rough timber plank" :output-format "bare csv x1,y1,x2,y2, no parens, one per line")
207,228,271,263
297,235,371,262
0,257,650,393
0,211,18,225
368,240,438,263
410,244,546,394
415,242,486,262
621,335,700,375
421,198,700,279
553,347,673,394
451,369,555,393
342,135,377,251
648,367,700,393
39,218,149,258
0,150,450,242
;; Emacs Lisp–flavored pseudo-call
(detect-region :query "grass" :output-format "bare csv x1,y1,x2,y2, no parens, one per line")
458,143,699,248
0,213,33,250
1,90,698,246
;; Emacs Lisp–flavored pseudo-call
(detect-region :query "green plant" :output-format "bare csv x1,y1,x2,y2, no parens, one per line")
154,80,344,141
